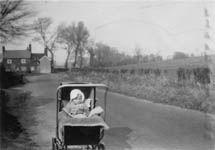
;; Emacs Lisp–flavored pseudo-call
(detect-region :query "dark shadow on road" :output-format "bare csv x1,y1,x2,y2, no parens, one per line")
105,127,132,149
0,89,39,150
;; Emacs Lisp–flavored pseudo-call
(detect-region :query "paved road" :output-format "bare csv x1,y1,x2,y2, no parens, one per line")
17,74,215,150
102,91,214,150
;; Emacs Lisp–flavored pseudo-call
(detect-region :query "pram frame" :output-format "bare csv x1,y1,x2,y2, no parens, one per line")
53,82,108,150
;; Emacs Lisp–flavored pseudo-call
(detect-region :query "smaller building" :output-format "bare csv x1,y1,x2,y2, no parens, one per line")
2,44,51,73
39,56,51,73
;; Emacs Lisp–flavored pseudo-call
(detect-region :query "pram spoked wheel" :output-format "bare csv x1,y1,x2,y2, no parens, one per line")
91,143,105,150
52,137,57,150
97,143,105,150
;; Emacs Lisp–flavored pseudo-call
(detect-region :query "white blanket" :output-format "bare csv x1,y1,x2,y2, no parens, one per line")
59,111,109,129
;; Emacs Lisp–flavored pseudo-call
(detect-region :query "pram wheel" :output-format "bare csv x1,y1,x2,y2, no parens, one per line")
52,137,58,150
98,143,105,150
91,143,105,150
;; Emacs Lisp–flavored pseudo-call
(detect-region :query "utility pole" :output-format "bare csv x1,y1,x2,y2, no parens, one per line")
204,7,215,60
204,7,210,61
204,7,215,87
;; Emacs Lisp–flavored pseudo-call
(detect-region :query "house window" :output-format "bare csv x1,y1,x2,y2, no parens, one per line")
21,66,27,71
7,59,12,64
21,59,26,64
30,66,35,71
16,67,20,71
5,68,11,72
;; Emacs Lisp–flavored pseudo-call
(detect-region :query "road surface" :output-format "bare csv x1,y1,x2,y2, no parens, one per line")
13,74,215,150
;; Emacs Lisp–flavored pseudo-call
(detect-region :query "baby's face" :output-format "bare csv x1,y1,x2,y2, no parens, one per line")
73,94,83,104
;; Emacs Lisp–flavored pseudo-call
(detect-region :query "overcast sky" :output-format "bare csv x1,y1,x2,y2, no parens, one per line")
2,0,215,64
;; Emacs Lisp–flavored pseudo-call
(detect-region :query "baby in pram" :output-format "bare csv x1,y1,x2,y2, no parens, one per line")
58,89,108,141
62,89,103,118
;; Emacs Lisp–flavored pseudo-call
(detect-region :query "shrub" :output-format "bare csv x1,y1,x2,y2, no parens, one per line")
177,67,210,85
193,67,210,84
154,69,161,76
53,68,68,73
120,69,128,74
0,64,24,89
130,69,135,75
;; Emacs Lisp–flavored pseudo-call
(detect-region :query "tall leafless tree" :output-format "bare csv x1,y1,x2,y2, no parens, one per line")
86,39,96,67
33,17,58,72
134,46,143,63
57,23,75,69
57,21,89,68
73,21,89,68
0,0,35,43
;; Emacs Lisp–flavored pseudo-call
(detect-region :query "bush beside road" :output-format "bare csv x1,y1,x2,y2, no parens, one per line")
0,64,35,150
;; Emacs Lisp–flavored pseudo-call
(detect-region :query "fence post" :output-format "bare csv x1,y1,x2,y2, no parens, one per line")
209,55,215,88
118,69,121,90
208,55,215,107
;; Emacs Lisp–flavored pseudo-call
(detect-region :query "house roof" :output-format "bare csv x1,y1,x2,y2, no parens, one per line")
39,55,51,61
31,53,45,60
3,50,31,58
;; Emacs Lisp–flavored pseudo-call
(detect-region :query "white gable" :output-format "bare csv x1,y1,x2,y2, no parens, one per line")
39,55,51,61
39,55,51,73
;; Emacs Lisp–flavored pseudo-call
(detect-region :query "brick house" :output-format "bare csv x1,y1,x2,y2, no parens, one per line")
2,44,50,73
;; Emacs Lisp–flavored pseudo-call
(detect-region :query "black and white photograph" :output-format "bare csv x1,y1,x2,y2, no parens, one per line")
0,0,215,150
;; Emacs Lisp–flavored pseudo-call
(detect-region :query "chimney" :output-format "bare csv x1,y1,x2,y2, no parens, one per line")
2,46,5,53
44,47,48,56
29,44,32,53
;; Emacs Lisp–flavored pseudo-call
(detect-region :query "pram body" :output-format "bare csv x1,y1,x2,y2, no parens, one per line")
52,82,108,150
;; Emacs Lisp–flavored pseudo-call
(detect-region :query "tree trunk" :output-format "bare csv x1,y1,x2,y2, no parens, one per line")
80,49,83,68
47,47,54,73
65,50,70,69
73,44,79,68
88,48,95,67
50,53,54,73
89,53,94,67
73,49,78,68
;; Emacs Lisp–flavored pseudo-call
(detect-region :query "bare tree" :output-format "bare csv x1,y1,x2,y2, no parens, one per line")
73,21,89,68
134,46,143,63
95,42,117,67
0,0,35,43
57,21,89,68
86,39,96,67
57,23,75,69
33,17,58,72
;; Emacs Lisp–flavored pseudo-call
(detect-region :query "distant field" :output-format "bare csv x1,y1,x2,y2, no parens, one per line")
109,55,212,70
107,55,215,79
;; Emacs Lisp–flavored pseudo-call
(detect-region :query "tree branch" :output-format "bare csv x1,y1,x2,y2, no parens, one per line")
0,0,35,43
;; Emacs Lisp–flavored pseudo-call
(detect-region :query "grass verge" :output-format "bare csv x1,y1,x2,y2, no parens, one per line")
67,71,215,114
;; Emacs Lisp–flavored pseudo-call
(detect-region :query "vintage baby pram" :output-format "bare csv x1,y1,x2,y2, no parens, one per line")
52,82,109,150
